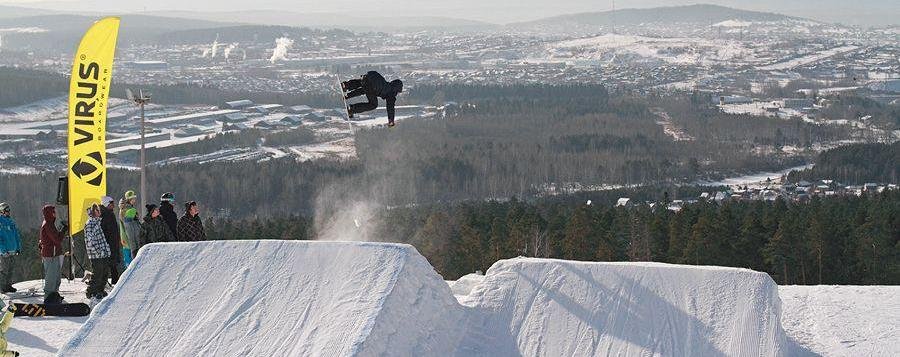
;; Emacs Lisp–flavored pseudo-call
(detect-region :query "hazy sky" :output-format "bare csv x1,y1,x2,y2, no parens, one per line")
2,0,898,25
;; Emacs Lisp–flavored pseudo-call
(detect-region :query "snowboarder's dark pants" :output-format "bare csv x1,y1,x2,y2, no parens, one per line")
344,78,379,115
109,260,121,285
87,257,110,298
349,94,378,115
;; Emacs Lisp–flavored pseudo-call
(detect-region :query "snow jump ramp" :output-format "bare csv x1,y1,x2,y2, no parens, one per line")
456,258,787,356
59,241,466,356
60,241,787,356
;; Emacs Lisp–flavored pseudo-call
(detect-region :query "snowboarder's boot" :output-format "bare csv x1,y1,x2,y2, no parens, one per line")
43,292,64,305
347,106,354,119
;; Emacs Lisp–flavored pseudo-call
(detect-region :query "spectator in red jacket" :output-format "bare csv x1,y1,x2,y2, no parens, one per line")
39,205,65,304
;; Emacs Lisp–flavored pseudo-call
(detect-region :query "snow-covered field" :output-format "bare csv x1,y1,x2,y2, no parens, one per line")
5,241,898,356
546,34,755,66
694,164,814,187
0,97,131,123
757,45,860,71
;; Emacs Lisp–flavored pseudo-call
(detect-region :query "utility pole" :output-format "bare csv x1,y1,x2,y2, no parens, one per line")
611,0,616,35
128,89,151,214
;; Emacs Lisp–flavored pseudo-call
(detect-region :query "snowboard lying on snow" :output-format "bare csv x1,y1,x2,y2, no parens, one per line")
13,302,91,317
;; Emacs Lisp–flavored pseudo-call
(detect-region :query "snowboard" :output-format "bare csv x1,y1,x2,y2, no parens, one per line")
334,75,352,121
3,288,39,299
13,302,91,317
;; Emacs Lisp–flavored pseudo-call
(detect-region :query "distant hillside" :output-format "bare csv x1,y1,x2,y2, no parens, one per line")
152,25,354,45
788,142,900,184
0,5,59,19
143,10,498,32
511,4,800,32
0,14,236,51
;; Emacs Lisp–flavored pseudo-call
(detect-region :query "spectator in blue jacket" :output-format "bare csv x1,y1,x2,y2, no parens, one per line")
0,203,21,293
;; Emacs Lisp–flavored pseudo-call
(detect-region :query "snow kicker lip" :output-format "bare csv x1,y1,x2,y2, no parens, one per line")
59,241,789,357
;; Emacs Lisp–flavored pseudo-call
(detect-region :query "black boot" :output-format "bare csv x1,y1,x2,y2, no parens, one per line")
44,292,64,305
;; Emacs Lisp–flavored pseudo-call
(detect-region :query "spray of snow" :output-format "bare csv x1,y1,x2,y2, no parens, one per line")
223,43,237,60
200,48,209,58
0,34,2,53
311,139,409,243
269,37,293,63
314,198,380,242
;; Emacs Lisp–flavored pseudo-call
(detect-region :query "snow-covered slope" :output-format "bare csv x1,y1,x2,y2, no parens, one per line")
59,241,465,356
59,241,796,356
780,285,900,356
458,258,786,356
5,280,90,357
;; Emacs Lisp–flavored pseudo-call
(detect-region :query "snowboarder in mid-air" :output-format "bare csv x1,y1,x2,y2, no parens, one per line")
341,71,403,127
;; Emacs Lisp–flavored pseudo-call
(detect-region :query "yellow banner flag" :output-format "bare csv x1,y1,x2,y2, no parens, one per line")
67,17,120,235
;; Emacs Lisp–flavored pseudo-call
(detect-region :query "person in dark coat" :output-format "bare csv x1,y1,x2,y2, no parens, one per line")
341,71,403,126
176,201,206,242
158,192,178,238
99,196,122,285
137,204,174,255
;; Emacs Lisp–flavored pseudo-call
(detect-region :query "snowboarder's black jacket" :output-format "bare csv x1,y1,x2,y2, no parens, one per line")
159,201,178,238
363,71,402,121
99,205,121,261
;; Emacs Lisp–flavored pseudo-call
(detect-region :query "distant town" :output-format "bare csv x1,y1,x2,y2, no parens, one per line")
1,4,897,179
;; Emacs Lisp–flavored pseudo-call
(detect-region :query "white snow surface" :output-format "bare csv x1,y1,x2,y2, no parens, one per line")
59,241,796,356
59,241,465,356
5,241,896,356
547,34,753,66
757,45,859,71
5,280,90,357
779,285,900,357
456,258,786,356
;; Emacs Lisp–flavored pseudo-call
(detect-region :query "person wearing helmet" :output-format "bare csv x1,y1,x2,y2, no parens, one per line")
119,191,140,265
159,192,178,238
0,203,21,294
99,196,122,285
341,71,403,127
